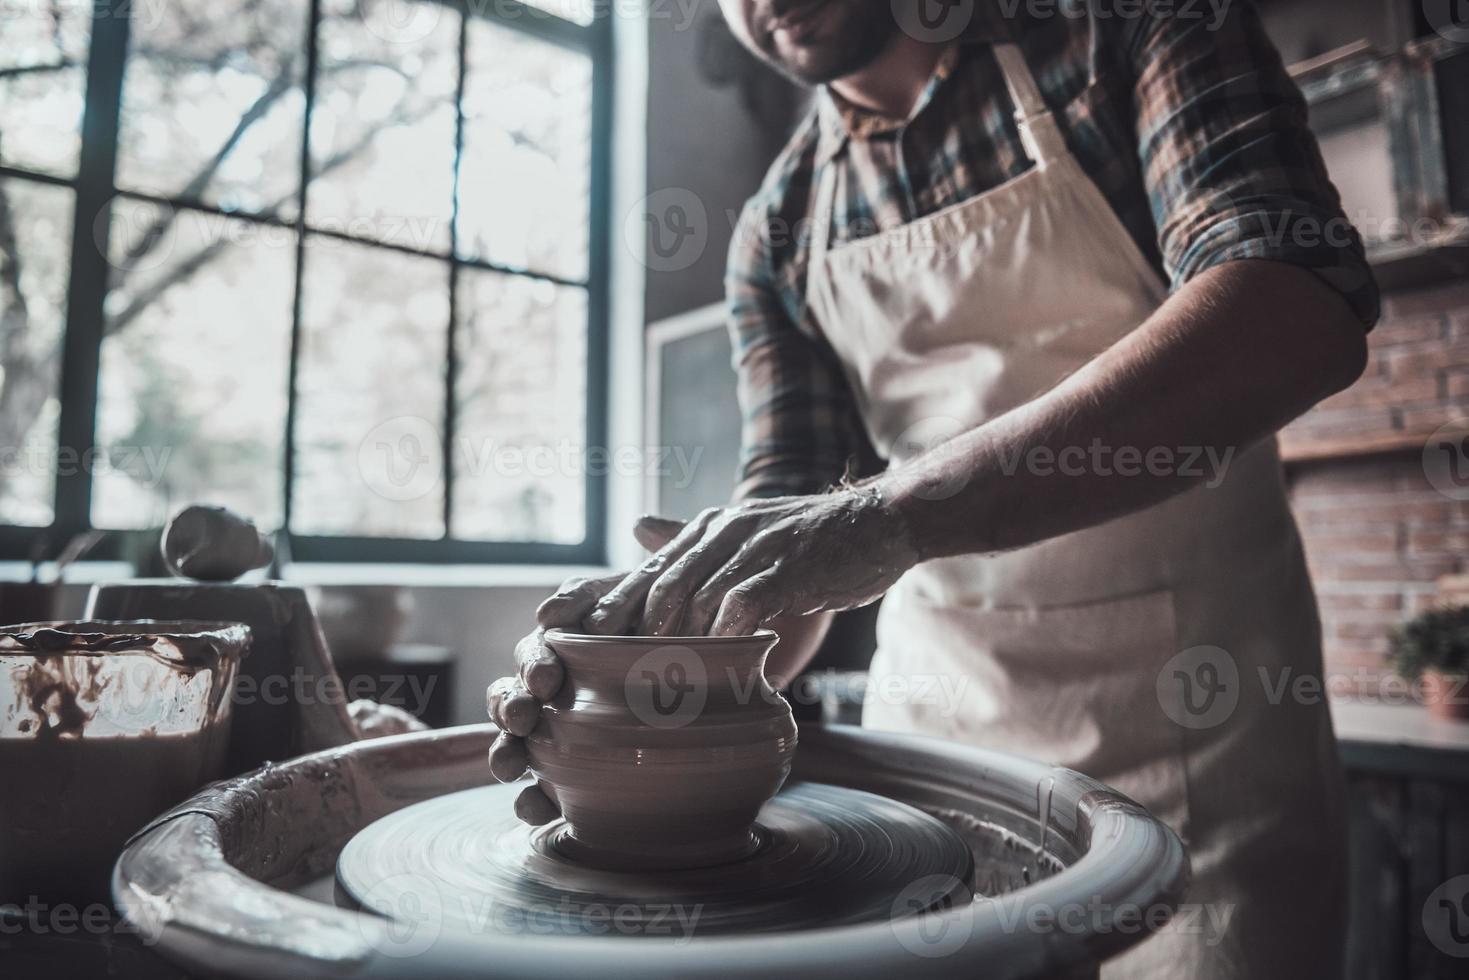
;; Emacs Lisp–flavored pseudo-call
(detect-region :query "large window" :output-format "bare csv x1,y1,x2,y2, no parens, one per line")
0,0,610,564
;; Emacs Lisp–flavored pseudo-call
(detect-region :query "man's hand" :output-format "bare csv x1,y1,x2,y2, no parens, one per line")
485,518,683,825
587,487,919,637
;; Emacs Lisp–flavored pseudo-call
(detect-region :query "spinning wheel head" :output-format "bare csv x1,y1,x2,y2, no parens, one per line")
336,781,974,938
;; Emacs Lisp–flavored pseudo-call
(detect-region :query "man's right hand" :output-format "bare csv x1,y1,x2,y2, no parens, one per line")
485,517,684,825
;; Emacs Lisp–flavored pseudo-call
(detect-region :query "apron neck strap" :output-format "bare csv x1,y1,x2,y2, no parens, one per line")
809,145,838,267
809,43,1071,266
992,43,1070,169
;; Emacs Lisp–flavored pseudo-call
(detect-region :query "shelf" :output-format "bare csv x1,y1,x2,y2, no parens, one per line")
1280,429,1439,465
1367,220,1469,292
1333,699,1469,781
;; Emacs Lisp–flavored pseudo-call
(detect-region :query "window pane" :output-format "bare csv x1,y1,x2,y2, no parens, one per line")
0,3,90,177
292,237,448,538
451,272,585,544
117,0,306,217
518,1,597,26
458,19,591,281
93,202,295,530
0,179,73,526
308,0,459,252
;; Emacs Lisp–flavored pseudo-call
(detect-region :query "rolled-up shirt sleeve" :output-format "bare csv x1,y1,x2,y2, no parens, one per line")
725,205,874,502
1128,2,1380,327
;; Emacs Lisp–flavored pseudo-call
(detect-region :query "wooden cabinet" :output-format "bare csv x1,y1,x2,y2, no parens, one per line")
1336,703,1469,978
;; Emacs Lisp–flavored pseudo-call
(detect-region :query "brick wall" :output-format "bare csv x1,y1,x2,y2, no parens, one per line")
1284,279,1469,698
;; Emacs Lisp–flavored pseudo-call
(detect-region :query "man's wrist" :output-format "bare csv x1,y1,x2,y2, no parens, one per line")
869,437,1008,562
864,472,941,566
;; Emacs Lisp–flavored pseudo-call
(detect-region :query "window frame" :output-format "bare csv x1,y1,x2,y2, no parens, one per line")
0,0,612,566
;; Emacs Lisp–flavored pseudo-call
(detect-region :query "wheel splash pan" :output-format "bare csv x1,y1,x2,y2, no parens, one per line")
112,723,1188,979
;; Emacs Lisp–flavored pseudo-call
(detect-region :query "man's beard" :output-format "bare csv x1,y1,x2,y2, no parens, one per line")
751,3,900,86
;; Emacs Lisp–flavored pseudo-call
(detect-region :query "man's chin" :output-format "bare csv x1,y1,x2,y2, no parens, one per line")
752,6,898,87
770,39,889,86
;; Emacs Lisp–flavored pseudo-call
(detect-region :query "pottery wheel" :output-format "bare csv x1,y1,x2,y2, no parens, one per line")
337,781,974,938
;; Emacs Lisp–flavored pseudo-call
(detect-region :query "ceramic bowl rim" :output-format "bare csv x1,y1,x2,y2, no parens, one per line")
0,619,252,656
544,627,778,646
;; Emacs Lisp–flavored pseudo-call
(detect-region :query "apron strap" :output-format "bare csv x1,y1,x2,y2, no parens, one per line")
992,43,1070,169
811,43,1069,265
808,144,838,268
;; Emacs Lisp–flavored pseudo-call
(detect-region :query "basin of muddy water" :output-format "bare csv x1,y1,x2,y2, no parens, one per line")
0,620,249,906
113,723,1187,979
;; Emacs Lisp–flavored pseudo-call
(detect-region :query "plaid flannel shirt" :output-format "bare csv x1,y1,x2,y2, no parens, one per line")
725,0,1380,501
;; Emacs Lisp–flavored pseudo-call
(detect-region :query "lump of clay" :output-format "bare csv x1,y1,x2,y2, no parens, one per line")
161,504,274,582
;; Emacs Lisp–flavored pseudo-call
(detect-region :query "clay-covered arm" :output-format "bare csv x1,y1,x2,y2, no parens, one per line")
588,260,1367,637
882,260,1367,561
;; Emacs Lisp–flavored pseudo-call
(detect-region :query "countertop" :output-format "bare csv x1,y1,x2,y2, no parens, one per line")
1331,699,1469,780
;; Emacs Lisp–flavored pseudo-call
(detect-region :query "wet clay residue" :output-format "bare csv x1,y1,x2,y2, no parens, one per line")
337,781,974,937
85,583,362,772
0,621,249,905
4,623,243,738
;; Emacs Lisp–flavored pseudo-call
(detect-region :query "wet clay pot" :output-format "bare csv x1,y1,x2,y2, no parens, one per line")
527,629,796,870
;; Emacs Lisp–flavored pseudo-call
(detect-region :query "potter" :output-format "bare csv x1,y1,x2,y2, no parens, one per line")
490,2,1377,976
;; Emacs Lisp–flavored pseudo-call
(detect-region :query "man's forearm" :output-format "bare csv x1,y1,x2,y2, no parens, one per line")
879,260,1369,561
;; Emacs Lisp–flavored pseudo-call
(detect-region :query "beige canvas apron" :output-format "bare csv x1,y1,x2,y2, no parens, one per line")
806,44,1347,977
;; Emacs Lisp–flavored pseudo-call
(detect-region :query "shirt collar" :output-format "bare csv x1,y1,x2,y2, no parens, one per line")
814,13,1012,167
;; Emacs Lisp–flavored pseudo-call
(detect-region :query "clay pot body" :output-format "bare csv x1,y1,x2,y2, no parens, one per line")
1422,670,1469,722
527,629,796,870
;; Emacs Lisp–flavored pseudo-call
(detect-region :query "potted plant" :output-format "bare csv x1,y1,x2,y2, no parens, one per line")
1390,605,1469,722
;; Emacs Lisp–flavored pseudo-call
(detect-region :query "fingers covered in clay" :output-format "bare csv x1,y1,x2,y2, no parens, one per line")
632,515,685,552
486,676,540,737
711,567,785,636
513,782,561,826
488,731,530,783
522,574,624,701
683,534,783,635
641,514,767,636
536,572,623,629
584,509,719,635
514,630,563,702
